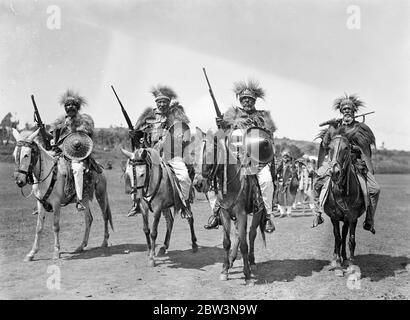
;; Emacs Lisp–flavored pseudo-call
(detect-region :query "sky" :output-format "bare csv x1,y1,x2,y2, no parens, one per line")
1,0,409,150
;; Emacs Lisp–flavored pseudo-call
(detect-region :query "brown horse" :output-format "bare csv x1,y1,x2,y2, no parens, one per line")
12,129,113,261
193,128,268,284
322,133,366,277
121,147,198,267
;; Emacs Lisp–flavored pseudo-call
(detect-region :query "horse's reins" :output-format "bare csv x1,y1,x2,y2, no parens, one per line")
128,152,163,212
201,136,249,212
15,141,59,212
329,135,362,212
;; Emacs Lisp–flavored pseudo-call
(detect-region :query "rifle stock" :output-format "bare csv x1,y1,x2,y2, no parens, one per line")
31,95,51,150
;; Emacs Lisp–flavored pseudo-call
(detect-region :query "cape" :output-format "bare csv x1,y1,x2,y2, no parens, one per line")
317,120,376,172
51,113,95,139
223,106,277,133
134,101,190,130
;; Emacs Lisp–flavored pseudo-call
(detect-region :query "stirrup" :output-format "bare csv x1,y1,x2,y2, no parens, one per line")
204,216,220,230
264,219,275,233
127,204,141,217
76,201,86,211
363,222,376,234
312,214,324,228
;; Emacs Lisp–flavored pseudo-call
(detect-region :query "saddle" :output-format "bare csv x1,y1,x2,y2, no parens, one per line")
60,158,96,205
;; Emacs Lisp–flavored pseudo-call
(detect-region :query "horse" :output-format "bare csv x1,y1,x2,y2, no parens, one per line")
321,133,366,276
193,128,269,284
276,159,299,217
121,147,198,267
12,128,113,261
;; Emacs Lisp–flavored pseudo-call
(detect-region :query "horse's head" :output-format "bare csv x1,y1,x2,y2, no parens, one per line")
121,147,150,198
191,127,224,193
12,128,41,187
328,134,351,183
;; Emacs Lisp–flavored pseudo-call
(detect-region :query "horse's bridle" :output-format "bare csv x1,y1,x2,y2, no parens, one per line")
127,151,163,211
128,158,150,196
14,140,59,212
15,141,40,185
329,135,352,191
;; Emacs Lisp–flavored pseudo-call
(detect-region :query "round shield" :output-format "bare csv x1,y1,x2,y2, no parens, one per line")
62,132,93,161
244,127,274,164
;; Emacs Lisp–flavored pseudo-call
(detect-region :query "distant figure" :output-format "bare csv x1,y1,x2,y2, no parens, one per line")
276,150,299,217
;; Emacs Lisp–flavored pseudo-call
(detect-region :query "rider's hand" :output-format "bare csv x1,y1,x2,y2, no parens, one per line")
216,117,227,129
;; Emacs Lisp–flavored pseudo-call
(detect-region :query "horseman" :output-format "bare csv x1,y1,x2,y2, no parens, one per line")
204,79,276,233
312,93,380,234
276,149,297,217
50,89,102,211
127,85,193,217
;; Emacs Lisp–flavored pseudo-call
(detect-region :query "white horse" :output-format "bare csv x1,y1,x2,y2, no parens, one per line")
12,128,113,261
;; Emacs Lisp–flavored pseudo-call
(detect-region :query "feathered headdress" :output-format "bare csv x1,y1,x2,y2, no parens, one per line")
59,89,87,109
233,79,265,101
333,93,365,113
151,85,178,102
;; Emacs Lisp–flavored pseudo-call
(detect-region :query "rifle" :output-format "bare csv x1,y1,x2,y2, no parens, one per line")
31,95,51,150
319,111,375,127
110,85,136,150
202,67,223,119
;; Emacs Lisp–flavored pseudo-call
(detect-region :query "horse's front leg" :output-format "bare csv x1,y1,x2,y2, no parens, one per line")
330,219,343,277
186,203,198,253
24,202,46,261
74,199,92,253
220,210,231,281
141,210,151,256
346,219,359,275
52,201,62,260
158,209,173,256
237,211,252,284
248,213,260,272
341,221,349,265
148,208,161,267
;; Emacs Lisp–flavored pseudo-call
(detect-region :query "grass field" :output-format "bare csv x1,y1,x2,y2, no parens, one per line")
0,162,409,300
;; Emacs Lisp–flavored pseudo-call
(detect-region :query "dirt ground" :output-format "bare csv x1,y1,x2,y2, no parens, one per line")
0,163,409,300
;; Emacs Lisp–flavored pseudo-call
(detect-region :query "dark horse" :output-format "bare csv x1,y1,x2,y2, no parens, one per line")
322,133,366,276
121,147,198,267
193,128,268,284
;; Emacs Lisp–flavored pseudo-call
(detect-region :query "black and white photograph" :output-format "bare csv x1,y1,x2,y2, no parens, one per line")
0,0,409,303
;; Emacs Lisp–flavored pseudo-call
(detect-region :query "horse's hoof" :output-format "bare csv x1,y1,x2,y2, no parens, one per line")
192,245,198,253
347,265,361,277
100,241,108,248
245,279,255,286
73,247,84,254
24,255,34,262
329,260,339,270
52,252,60,260
220,273,228,281
148,259,155,267
157,247,167,256
250,264,257,272
334,268,344,277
